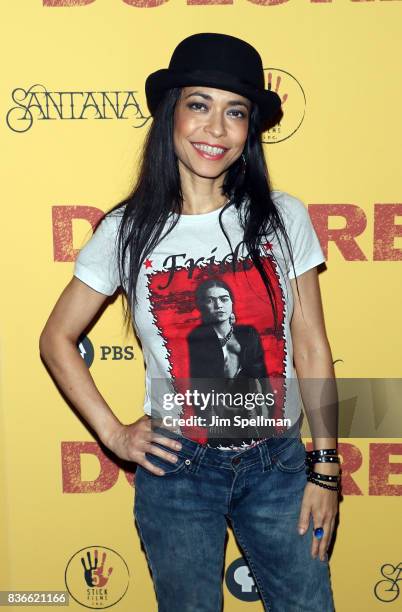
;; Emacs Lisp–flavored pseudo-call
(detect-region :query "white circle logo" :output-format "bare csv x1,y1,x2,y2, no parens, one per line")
65,546,129,609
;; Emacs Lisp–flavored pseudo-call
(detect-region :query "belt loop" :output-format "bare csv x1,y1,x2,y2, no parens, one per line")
258,441,272,472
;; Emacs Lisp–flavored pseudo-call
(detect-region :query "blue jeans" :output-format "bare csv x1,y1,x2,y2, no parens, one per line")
133,427,335,612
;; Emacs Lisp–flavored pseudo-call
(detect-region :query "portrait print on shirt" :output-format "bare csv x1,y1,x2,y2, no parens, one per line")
146,242,287,449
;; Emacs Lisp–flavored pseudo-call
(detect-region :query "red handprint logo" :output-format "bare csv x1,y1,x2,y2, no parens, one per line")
262,68,305,143
81,549,114,587
267,72,288,105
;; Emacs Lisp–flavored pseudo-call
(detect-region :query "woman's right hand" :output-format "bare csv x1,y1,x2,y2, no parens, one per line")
39,278,182,477
106,415,182,476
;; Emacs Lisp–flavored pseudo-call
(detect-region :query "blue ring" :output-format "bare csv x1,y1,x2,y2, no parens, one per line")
314,527,324,539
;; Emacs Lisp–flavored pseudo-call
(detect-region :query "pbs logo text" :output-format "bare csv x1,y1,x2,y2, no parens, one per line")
77,335,134,367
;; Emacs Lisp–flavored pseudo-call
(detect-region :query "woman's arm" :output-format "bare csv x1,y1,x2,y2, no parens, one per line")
39,277,182,474
290,268,339,562
290,268,338,449
39,277,123,447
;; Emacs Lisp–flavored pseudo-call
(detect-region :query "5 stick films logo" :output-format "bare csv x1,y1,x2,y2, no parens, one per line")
263,68,306,143
65,546,129,609
6,68,305,143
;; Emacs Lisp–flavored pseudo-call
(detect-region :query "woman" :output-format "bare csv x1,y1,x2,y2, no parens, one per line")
188,278,267,381
40,33,340,612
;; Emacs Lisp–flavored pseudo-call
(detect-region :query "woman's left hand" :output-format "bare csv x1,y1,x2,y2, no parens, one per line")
297,482,339,561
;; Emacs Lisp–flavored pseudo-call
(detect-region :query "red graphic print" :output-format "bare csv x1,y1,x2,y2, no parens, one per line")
147,253,287,443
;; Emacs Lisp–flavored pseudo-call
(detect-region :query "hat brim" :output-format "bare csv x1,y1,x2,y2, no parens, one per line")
145,68,281,122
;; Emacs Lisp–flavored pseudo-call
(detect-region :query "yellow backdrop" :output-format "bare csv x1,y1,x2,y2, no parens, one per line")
1,0,401,610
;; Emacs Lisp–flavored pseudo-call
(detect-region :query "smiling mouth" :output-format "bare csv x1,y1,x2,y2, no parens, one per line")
191,143,228,159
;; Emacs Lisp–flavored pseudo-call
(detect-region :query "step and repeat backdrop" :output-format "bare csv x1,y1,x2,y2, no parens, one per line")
1,1,401,610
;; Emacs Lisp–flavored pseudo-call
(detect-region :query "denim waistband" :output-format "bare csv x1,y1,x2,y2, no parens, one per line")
152,414,303,471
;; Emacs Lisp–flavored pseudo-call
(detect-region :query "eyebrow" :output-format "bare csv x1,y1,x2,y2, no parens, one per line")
184,91,250,110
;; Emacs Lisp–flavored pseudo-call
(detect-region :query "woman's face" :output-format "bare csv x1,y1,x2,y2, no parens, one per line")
200,287,233,323
173,86,251,179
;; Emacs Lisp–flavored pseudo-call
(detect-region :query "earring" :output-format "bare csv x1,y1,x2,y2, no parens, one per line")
241,153,247,166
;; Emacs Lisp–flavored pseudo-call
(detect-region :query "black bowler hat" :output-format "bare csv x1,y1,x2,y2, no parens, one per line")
145,33,282,124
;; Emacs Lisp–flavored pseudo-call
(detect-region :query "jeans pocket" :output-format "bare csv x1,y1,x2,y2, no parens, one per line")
272,438,307,473
143,449,188,476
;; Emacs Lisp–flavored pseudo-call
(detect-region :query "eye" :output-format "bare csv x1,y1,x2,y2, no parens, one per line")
227,109,247,119
187,102,208,111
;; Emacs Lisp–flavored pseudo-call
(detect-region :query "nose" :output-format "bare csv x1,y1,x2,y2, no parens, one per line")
212,297,225,308
205,110,226,138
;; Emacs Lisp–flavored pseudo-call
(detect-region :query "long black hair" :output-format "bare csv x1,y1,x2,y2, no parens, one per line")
106,87,300,333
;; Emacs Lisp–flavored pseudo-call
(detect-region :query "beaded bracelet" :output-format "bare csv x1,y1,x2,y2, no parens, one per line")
307,475,340,492
306,468,341,491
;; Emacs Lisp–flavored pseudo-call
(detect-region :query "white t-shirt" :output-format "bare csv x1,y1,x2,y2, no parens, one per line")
74,190,326,450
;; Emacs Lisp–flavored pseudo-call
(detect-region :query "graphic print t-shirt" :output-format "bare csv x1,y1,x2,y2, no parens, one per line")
73,191,326,450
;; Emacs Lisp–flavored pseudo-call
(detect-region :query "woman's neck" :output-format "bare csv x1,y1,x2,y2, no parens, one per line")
179,161,228,215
